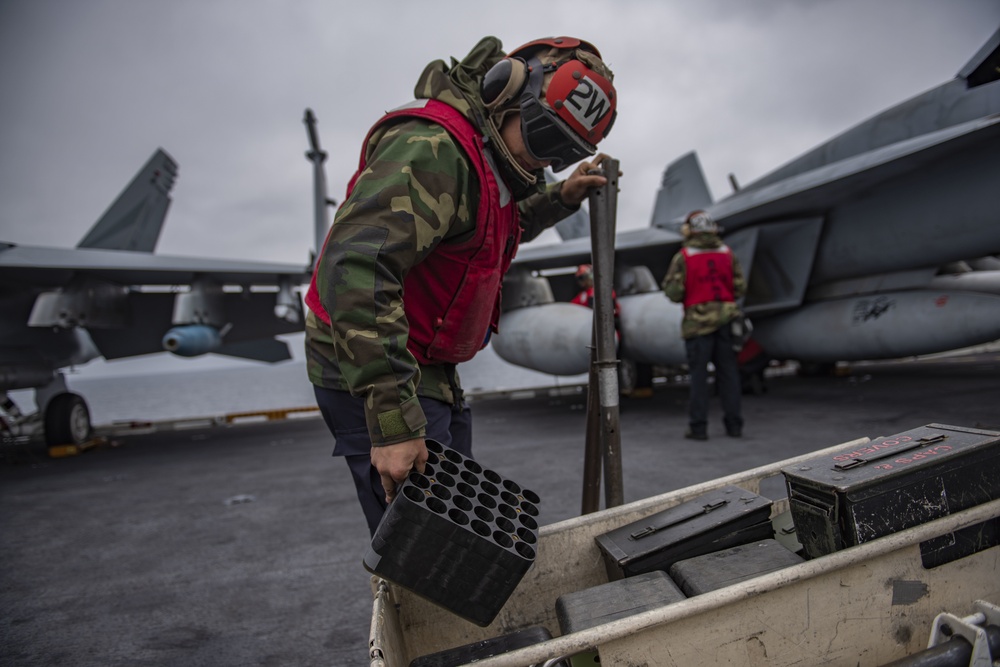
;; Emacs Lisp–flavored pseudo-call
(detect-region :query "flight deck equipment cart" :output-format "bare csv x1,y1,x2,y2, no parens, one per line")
369,424,1000,666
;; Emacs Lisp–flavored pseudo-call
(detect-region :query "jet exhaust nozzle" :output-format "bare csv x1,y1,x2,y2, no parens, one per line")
162,325,223,357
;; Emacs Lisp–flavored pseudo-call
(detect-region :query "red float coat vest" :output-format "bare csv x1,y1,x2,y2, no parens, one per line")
304,99,521,365
681,245,735,308
571,287,621,316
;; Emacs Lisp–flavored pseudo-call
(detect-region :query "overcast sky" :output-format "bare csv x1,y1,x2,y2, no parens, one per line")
2,0,998,265
1,1,998,379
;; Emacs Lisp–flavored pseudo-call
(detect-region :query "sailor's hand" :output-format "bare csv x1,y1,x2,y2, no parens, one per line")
371,437,428,504
559,153,619,206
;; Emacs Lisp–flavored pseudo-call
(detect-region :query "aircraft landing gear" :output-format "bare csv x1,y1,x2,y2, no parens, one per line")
31,373,95,448
3,377,96,452
43,393,92,446
1,393,23,443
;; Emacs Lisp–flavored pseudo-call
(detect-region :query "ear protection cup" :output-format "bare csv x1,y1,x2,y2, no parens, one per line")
481,58,528,112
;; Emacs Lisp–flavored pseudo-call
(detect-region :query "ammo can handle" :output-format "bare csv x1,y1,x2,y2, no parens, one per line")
833,434,948,470
629,499,728,540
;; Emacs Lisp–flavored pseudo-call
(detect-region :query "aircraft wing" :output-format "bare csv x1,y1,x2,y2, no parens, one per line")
715,113,1000,232
0,243,310,362
0,243,310,287
0,147,312,380
0,243,309,364
83,290,304,360
514,226,683,272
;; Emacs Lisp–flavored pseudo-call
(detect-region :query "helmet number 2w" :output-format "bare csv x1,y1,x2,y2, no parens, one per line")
562,75,613,136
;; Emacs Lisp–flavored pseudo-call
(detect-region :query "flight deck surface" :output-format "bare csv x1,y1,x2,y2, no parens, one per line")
2,350,999,667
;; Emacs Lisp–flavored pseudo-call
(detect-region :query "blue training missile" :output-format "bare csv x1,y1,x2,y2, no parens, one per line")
162,324,223,357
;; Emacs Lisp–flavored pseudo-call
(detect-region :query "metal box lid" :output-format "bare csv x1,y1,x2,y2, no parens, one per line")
596,485,772,571
781,423,1000,494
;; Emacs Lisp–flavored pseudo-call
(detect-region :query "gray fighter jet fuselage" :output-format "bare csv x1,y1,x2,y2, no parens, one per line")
493,28,1000,379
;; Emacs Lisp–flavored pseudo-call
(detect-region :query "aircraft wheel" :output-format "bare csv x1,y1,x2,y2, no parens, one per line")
44,393,93,446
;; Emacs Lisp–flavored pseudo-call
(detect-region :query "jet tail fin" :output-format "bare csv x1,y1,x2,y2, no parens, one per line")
958,27,1000,87
649,151,713,230
77,148,178,252
554,207,589,241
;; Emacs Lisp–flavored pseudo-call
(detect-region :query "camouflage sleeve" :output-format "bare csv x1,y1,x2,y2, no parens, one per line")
732,255,747,301
662,251,687,303
314,118,475,447
517,181,580,242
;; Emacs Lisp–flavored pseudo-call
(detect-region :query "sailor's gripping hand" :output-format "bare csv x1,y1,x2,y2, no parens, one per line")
559,153,620,206
371,437,428,504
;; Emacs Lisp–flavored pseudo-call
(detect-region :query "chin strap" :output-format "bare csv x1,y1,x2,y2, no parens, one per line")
485,109,537,187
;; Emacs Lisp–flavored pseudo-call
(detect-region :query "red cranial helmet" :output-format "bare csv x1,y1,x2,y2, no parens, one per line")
481,37,616,172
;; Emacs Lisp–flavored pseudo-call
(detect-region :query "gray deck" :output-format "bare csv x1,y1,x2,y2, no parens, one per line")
3,352,999,667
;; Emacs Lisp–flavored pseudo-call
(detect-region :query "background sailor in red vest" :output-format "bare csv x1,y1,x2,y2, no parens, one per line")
571,264,597,308
662,210,746,440
304,36,617,535
571,264,621,315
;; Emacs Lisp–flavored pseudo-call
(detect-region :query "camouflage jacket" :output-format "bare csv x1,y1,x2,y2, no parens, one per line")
662,233,746,339
305,37,579,447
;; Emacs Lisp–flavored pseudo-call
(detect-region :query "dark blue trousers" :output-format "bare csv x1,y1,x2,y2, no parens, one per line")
684,325,743,437
313,386,472,536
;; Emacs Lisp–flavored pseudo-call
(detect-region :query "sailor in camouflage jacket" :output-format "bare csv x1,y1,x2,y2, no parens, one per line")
305,36,617,533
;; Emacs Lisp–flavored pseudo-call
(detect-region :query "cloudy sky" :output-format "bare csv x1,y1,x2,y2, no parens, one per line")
0,1,997,380
1,0,997,265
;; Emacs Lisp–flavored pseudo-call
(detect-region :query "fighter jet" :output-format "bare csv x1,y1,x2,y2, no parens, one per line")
492,28,1000,384
0,149,309,446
